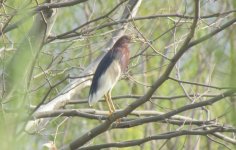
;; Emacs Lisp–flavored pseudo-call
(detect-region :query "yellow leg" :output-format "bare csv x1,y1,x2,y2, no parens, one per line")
104,94,112,115
108,90,116,112
107,91,121,124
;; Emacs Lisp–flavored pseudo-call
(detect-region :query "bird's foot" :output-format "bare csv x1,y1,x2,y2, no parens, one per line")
115,118,121,124
108,110,113,117
107,111,121,125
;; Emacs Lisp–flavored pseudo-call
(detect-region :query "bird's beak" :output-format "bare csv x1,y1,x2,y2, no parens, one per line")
130,35,144,43
130,35,138,43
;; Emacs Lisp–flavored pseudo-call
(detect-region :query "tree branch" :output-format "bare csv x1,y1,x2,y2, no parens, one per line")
25,0,143,134
67,94,236,104
65,1,201,149
0,0,89,35
33,109,199,121
35,0,89,11
48,9,236,41
32,108,235,130
47,0,128,43
113,90,236,128
168,77,234,90
78,127,228,150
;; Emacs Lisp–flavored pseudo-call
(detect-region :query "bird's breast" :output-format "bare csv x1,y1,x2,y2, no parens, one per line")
119,49,130,72
98,59,121,94
103,60,121,83
88,60,121,105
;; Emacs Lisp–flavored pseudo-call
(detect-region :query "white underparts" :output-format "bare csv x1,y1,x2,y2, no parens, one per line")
88,60,121,106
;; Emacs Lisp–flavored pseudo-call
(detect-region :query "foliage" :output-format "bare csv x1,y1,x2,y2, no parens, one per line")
0,0,236,150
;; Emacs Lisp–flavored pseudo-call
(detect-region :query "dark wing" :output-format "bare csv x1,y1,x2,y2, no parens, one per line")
89,49,115,96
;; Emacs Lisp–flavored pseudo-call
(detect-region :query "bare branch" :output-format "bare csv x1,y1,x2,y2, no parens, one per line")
188,18,236,48
35,0,89,11
68,93,236,104
25,0,143,134
113,90,236,129
78,127,228,150
47,0,128,43
49,10,236,41
169,77,234,90
66,1,202,149
0,0,89,35
212,132,236,144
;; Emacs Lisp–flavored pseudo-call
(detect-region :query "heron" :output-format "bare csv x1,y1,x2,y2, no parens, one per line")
88,35,131,115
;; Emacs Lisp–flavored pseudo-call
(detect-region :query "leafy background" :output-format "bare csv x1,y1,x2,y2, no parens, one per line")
0,0,235,149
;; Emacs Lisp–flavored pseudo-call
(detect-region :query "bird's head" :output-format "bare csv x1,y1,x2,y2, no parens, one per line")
114,35,131,47
120,35,132,43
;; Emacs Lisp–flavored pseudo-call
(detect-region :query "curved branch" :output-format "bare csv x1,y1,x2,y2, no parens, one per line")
0,0,89,36
49,10,236,41
63,2,236,149
33,109,199,121
26,0,143,134
212,132,236,144
35,0,88,11
47,0,128,43
78,127,227,150
188,17,236,48
168,77,234,90
113,90,236,128
65,1,200,149
68,94,236,104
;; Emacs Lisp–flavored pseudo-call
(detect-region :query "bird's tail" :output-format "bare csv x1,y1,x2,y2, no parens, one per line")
88,93,101,107
88,90,103,106
88,95,94,107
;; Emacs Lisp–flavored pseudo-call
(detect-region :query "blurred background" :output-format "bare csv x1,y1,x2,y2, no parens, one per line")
0,0,236,149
